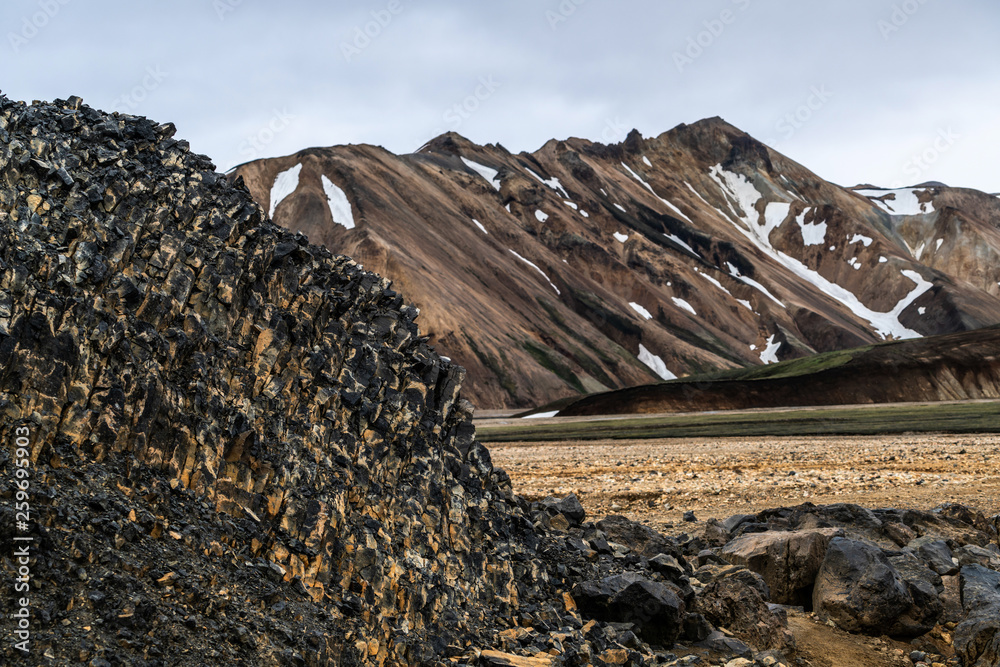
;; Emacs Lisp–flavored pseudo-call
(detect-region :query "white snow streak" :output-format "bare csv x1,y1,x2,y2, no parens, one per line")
665,233,699,257
726,262,785,307
638,344,677,381
321,175,355,229
509,250,560,294
269,163,302,217
613,232,629,243
672,297,697,316
697,271,731,295
472,219,488,234
526,168,569,198
685,181,714,209
461,157,502,190
621,162,693,222
629,302,653,320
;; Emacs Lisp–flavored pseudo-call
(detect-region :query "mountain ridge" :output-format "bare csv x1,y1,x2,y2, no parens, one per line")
232,119,1000,409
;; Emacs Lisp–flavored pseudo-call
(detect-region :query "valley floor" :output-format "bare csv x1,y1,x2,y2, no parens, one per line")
491,431,999,666
490,432,1000,531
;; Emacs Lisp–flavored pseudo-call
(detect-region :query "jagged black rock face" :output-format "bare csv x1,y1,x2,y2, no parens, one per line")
0,94,542,665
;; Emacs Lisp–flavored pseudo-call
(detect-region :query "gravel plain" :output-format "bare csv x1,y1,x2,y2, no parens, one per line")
490,432,1000,531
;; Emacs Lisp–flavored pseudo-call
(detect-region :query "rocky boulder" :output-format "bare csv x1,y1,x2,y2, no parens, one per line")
813,538,933,636
721,528,842,606
572,573,685,646
693,574,792,653
596,514,682,559
954,565,1000,667
539,492,586,526
885,551,945,635
908,536,960,576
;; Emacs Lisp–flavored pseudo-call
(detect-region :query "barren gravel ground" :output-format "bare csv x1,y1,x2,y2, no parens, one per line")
490,433,1000,532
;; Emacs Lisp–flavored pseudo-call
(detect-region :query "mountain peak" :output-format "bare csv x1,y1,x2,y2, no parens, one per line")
232,115,1000,410
416,131,479,156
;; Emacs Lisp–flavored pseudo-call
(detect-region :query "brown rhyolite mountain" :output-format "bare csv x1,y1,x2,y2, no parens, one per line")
232,122,1000,409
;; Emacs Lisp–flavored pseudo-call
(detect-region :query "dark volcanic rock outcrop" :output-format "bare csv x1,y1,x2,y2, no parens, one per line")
0,94,535,665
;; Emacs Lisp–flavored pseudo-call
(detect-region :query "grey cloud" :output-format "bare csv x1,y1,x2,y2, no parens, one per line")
1,0,997,189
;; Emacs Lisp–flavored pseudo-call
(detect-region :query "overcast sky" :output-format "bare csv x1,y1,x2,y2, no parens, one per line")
2,1,998,191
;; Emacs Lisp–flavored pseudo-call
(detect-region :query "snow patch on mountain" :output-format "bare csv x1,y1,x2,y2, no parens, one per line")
638,344,677,381
685,181,714,208
856,188,935,216
269,163,302,217
472,219,488,235
630,302,653,320
614,232,629,243
535,210,549,222
665,233,699,257
726,262,785,307
321,175,355,229
672,297,697,316
462,157,502,190
621,162,693,223
796,209,827,246
759,335,781,364
709,165,763,226
697,270,731,296
526,167,569,198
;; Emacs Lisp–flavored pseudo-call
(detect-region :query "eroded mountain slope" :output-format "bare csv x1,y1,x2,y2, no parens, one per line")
233,120,1000,409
